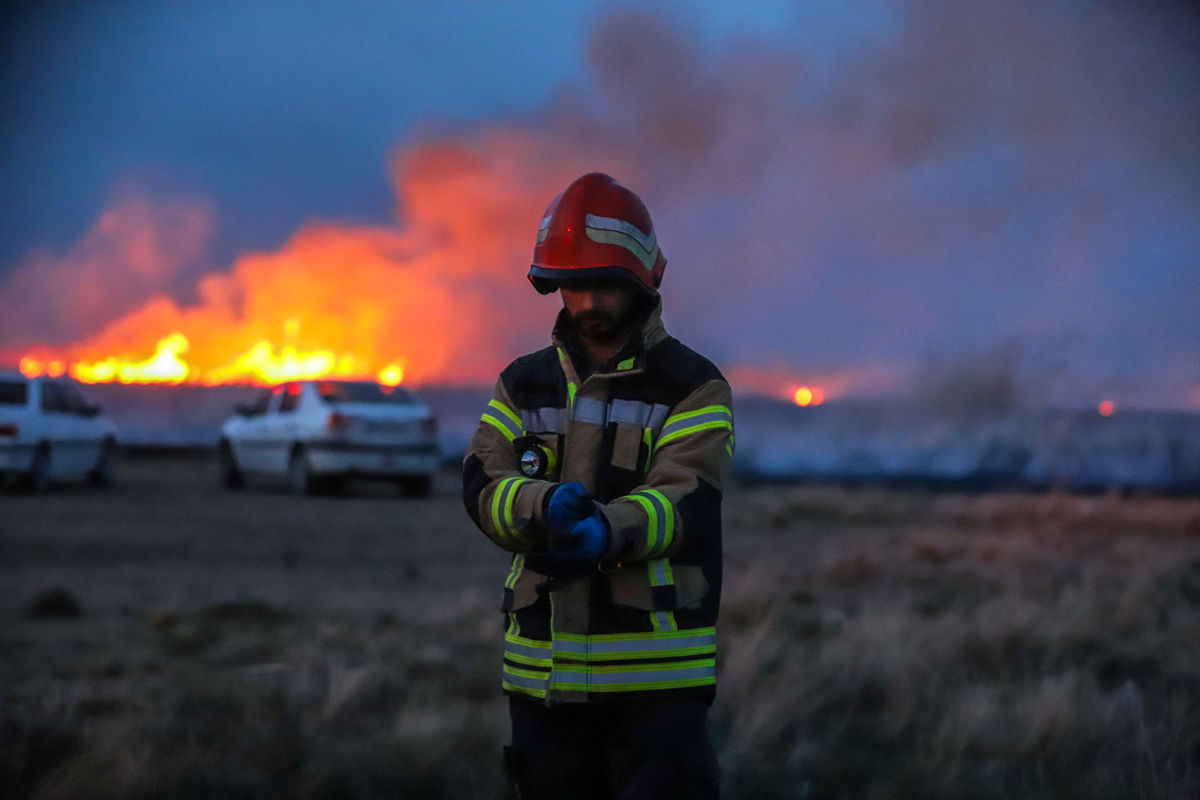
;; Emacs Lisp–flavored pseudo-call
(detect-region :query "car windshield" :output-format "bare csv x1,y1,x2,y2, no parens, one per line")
0,381,28,405
316,381,414,405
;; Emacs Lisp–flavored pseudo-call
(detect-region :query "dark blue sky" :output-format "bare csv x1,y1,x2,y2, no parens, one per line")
1,0,1197,408
0,0,813,267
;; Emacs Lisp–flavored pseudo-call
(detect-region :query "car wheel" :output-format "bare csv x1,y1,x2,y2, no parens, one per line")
398,474,432,498
218,439,244,489
26,444,51,494
319,475,346,496
88,438,116,487
287,446,314,496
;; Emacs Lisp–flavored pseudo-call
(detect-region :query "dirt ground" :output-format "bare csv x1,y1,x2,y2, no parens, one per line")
3,453,1199,799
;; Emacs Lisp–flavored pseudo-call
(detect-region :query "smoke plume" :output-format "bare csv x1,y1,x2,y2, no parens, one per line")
1,2,1197,406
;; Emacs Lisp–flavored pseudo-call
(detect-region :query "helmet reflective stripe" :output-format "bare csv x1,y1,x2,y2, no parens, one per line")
584,213,660,271
536,215,551,244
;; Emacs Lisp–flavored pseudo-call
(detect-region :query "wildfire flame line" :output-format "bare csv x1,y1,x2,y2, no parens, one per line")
19,332,407,387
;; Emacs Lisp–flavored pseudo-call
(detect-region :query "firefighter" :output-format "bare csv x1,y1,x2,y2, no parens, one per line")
463,172,734,799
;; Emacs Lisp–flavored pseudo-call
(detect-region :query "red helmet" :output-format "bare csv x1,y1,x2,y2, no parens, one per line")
528,173,666,295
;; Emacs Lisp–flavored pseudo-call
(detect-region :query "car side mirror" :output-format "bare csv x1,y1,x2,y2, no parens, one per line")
235,403,257,417
81,404,101,418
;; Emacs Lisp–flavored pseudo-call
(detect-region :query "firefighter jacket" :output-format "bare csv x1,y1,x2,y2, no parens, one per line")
463,301,734,705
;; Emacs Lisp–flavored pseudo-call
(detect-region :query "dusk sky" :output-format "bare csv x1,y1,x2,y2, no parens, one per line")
1,0,1197,409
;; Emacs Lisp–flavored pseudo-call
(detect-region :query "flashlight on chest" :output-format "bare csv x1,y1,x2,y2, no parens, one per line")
513,435,557,479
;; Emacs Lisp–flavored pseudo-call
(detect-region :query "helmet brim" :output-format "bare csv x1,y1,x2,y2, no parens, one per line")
527,265,659,296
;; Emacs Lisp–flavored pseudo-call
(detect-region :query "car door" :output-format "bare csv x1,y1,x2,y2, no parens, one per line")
262,382,302,473
38,380,83,474
56,380,105,470
229,388,275,472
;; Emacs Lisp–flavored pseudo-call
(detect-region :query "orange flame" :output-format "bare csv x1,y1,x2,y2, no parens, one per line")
70,332,190,384
7,135,611,386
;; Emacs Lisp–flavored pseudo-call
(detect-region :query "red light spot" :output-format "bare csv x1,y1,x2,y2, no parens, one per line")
1099,400,1115,417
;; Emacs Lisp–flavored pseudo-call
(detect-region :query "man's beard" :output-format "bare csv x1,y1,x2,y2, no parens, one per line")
571,310,629,343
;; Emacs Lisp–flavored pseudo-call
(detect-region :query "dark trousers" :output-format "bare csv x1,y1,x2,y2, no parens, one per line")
507,695,720,800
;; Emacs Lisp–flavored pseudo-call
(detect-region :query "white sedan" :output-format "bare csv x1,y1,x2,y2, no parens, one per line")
218,379,440,496
0,370,118,492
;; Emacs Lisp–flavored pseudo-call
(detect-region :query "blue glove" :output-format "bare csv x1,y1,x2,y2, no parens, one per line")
545,510,610,567
545,481,593,536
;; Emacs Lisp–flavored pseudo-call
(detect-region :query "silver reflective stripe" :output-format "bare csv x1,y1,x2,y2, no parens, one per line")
637,490,672,552
503,666,550,693
584,213,657,255
537,216,551,244
649,558,671,587
659,409,732,439
553,662,715,686
507,640,553,661
520,407,566,434
653,611,673,630
495,478,522,537
573,397,608,425
554,631,715,656
608,399,670,428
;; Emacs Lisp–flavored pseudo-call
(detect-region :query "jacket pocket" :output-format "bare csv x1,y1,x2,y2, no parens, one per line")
606,563,709,611
501,564,549,612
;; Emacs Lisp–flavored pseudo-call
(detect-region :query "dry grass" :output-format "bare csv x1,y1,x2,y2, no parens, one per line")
2,456,1199,798
717,485,1200,799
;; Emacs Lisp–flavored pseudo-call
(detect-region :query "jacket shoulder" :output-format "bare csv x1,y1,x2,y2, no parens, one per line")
499,346,563,409
642,338,728,406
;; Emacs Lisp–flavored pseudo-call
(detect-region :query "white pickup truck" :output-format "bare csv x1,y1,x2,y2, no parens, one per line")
0,370,118,492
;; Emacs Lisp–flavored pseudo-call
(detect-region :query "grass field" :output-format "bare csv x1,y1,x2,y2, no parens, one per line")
2,454,1199,799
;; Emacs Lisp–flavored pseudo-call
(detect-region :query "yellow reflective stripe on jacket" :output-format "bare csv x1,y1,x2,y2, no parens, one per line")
553,627,714,661
647,558,677,632
623,488,675,559
503,628,717,696
503,663,549,698
550,658,716,692
655,404,733,451
504,553,525,591
555,347,578,412
505,630,554,664
490,476,530,544
481,398,523,442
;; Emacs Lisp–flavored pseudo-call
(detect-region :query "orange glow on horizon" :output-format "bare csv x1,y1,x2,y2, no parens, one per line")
793,386,826,407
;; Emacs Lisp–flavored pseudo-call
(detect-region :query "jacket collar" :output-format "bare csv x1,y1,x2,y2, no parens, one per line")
552,298,668,379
